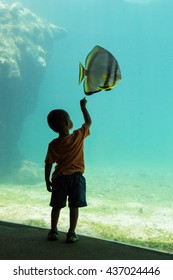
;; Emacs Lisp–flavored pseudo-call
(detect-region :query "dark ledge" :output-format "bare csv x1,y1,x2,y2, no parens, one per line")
0,221,172,260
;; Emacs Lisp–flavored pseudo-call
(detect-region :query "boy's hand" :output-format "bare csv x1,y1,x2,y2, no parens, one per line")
80,97,92,126
46,180,52,192
80,97,87,108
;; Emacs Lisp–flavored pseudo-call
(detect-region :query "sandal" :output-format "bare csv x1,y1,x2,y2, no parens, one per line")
66,232,79,243
47,230,59,241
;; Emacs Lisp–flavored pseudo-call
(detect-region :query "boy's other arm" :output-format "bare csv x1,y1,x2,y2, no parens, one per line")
45,163,53,192
80,98,92,126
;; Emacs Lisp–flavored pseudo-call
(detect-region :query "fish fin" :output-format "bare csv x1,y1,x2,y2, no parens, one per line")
99,84,114,91
105,88,112,91
84,89,101,95
79,62,86,84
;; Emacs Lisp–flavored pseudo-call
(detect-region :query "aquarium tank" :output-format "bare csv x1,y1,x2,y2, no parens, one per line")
0,0,173,253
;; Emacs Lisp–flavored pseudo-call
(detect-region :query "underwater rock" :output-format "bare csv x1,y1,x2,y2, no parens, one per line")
138,208,144,214
12,160,44,184
0,1,66,180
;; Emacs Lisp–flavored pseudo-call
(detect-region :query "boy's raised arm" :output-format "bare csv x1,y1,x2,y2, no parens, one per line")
80,98,92,127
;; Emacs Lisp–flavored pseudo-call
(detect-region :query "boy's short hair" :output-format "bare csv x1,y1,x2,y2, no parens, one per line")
47,109,69,133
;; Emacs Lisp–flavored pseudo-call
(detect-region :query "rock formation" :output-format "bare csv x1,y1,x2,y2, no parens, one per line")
0,2,65,180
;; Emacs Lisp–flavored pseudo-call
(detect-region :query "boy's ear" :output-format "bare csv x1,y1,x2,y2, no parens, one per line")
66,119,70,128
66,118,73,129
66,119,69,126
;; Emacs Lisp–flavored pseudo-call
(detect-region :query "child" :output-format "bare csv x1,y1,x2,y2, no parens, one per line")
45,98,92,243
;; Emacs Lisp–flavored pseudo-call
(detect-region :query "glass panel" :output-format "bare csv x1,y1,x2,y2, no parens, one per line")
1,0,173,253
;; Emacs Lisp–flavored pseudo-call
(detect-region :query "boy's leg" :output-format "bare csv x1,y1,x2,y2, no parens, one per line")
69,207,79,233
66,173,86,243
66,207,79,243
48,207,61,241
51,207,61,231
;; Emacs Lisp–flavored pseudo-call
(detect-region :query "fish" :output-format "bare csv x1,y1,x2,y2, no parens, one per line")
79,45,122,95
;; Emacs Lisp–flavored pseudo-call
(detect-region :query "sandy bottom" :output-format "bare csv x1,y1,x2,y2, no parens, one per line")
0,166,173,253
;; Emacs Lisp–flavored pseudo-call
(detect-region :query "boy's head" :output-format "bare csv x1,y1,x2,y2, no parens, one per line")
47,109,73,133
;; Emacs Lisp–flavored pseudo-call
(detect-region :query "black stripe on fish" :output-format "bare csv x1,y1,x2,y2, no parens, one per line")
113,61,118,82
101,55,116,89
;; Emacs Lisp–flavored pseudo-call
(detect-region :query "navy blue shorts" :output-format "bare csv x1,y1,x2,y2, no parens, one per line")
50,173,87,208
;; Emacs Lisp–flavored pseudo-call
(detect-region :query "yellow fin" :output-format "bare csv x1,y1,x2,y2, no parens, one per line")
79,62,86,84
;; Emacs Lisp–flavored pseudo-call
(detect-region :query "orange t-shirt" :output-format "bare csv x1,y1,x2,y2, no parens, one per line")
45,123,90,180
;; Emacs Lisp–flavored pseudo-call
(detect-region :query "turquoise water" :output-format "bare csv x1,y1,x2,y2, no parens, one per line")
1,0,173,253
18,0,173,168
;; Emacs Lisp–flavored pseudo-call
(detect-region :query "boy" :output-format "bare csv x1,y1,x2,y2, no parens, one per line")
45,98,92,243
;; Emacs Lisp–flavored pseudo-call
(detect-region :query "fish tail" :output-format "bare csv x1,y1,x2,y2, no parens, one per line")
79,62,86,84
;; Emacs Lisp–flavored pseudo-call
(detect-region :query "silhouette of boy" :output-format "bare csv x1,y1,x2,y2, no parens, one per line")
45,98,92,242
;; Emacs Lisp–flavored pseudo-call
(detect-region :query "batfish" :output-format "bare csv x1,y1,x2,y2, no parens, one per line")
79,45,122,95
